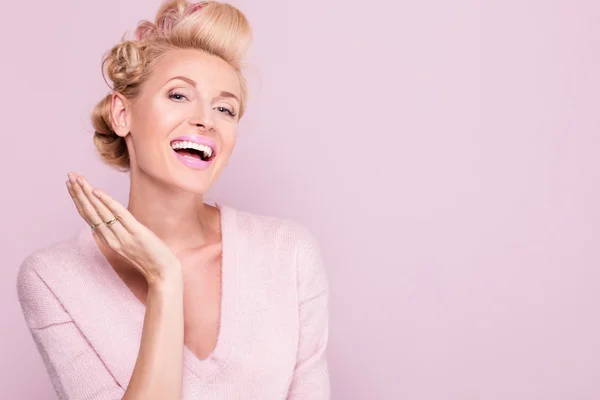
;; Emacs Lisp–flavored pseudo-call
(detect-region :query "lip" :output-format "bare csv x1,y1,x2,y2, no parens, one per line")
170,135,217,171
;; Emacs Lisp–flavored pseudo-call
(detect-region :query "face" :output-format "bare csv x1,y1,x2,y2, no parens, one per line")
112,48,242,194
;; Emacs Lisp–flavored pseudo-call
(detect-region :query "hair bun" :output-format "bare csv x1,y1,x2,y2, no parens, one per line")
103,41,146,92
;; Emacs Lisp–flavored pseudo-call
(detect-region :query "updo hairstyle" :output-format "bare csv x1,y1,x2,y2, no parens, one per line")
91,0,251,170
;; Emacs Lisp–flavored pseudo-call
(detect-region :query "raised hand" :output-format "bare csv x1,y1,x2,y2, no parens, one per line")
66,172,181,285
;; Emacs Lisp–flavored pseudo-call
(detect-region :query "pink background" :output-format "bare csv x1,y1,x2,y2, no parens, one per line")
2,0,600,398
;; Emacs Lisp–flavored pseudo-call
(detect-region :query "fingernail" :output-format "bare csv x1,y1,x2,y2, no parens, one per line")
68,173,76,184
65,180,72,189
77,177,84,185
92,189,102,198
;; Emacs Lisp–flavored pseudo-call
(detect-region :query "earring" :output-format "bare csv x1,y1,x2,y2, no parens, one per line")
121,122,127,127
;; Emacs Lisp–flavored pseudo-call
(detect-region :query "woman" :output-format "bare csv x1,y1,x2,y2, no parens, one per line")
16,1,330,399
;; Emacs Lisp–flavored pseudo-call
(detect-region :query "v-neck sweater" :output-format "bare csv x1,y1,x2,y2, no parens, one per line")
16,204,330,399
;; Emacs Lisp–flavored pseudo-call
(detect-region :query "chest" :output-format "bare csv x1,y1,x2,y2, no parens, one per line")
181,257,222,360
118,243,223,361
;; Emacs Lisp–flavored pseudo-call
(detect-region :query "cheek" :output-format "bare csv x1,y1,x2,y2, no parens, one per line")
219,127,238,156
133,97,183,138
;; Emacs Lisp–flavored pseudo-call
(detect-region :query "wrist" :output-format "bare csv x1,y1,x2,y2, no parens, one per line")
147,262,183,289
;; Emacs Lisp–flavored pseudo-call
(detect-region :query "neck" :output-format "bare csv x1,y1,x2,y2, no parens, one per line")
126,171,218,253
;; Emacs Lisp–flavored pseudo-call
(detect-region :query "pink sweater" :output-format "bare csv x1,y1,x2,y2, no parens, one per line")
16,204,330,399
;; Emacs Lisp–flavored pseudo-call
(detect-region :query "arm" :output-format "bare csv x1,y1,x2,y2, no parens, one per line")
123,270,184,400
287,227,331,399
68,174,185,400
18,259,184,400
17,262,125,400
19,179,186,400
22,172,189,400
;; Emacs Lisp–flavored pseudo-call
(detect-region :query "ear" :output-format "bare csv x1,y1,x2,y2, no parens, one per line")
110,92,131,137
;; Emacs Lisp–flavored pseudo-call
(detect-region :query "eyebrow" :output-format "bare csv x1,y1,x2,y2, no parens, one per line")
167,75,240,104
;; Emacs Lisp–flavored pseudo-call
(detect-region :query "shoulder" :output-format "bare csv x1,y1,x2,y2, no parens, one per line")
225,206,327,289
17,232,83,284
16,232,85,328
225,205,320,253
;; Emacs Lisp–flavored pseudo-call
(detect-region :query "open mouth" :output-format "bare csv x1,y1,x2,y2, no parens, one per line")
170,140,216,162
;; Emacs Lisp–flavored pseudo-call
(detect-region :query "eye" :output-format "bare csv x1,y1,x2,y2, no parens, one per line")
216,106,236,117
168,91,188,101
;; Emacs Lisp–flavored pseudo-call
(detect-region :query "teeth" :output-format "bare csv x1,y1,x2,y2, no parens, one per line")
171,141,213,158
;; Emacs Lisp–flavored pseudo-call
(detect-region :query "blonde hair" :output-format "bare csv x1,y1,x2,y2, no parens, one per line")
92,0,252,170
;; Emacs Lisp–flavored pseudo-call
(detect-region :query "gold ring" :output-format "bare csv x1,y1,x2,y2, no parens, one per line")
105,217,118,226
90,222,101,230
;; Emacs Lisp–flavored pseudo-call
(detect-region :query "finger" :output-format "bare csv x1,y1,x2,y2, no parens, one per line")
69,173,116,241
66,178,98,226
65,180,82,214
77,176,129,238
92,187,138,233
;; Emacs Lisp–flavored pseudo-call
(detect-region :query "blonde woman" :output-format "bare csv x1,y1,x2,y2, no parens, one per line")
16,1,330,399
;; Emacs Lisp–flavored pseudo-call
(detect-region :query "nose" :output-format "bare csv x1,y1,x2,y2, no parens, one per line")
188,108,214,131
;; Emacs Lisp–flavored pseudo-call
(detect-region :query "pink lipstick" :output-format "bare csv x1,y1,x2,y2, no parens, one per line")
170,135,217,170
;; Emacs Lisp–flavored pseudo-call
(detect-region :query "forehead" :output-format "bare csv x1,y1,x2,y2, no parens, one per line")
147,48,240,95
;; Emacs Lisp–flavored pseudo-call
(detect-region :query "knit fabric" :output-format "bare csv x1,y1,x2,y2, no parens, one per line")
16,204,330,399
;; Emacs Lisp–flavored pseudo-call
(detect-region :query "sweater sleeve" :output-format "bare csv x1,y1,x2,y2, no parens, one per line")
17,259,125,400
287,227,331,399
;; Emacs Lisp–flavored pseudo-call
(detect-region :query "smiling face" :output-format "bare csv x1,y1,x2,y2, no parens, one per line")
112,48,242,194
